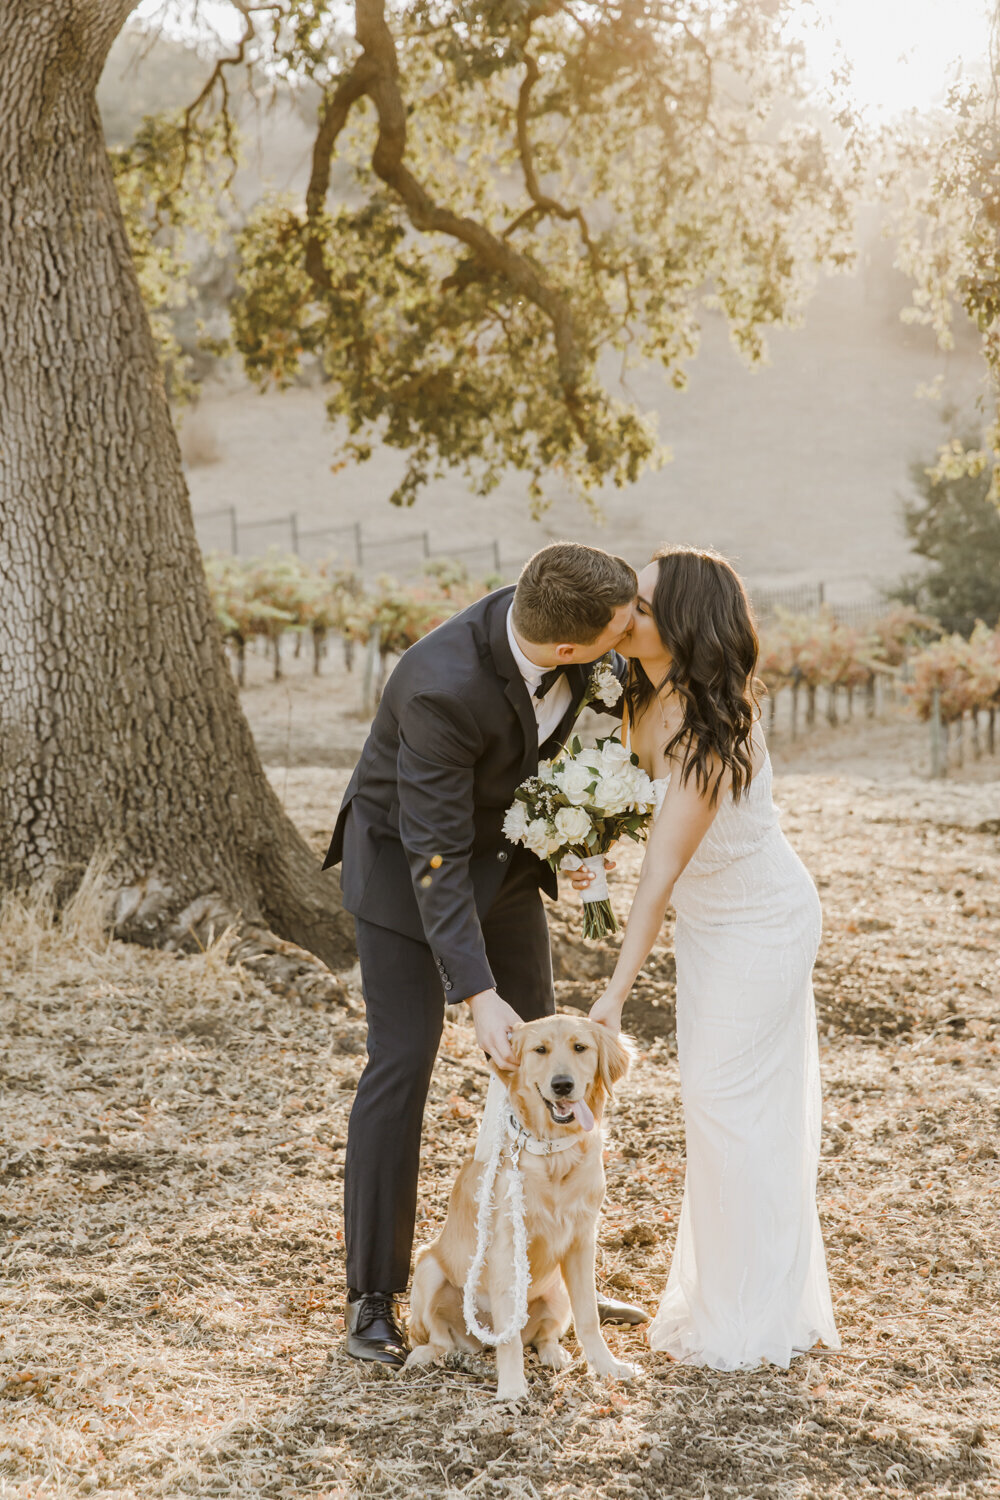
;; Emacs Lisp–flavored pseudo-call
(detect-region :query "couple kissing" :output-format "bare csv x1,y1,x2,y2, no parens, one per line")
323,540,839,1377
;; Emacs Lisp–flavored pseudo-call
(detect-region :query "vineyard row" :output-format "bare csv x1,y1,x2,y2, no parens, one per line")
204,551,1000,773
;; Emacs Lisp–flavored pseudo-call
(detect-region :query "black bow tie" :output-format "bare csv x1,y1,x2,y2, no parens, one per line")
534,664,570,700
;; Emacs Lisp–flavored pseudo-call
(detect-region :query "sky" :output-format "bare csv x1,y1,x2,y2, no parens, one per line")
134,0,993,119
795,0,992,117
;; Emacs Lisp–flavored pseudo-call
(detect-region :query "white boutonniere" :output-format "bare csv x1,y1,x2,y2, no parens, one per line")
581,655,623,710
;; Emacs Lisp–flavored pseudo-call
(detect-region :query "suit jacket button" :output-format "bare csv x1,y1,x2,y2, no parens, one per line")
497,851,508,862
444,981,453,991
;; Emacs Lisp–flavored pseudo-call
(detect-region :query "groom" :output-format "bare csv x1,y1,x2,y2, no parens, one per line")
323,542,642,1365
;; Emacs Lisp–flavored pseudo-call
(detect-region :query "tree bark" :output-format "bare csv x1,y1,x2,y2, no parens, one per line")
0,1,354,969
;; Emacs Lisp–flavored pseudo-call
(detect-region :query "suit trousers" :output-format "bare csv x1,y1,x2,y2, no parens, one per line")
344,853,556,1294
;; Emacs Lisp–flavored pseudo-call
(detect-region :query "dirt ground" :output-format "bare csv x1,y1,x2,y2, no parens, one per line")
1,651,999,1499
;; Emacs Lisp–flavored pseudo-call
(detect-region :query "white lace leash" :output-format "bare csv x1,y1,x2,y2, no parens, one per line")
462,1094,579,1347
463,1101,529,1346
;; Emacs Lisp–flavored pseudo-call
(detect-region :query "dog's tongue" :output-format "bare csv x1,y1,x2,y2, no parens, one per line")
568,1097,595,1132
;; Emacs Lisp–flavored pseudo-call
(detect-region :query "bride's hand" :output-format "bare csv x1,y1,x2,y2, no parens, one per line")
589,989,625,1032
566,855,616,892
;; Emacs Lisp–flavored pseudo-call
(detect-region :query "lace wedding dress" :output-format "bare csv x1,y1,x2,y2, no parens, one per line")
640,726,839,1369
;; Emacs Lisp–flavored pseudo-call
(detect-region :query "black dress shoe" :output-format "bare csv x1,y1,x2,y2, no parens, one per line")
597,1295,649,1326
345,1292,408,1367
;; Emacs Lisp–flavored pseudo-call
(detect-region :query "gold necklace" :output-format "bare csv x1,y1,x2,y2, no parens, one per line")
657,688,681,736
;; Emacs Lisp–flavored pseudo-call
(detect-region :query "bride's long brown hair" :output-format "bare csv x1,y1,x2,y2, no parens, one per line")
625,546,761,805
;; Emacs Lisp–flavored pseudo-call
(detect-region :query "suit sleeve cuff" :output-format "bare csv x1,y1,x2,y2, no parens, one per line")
439,957,497,1005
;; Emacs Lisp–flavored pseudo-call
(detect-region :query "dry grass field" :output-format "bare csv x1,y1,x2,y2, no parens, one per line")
2,654,999,1499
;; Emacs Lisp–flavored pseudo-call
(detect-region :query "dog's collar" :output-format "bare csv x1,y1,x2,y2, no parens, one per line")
504,1105,583,1157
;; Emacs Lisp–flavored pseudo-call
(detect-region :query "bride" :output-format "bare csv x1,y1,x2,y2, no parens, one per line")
584,545,840,1370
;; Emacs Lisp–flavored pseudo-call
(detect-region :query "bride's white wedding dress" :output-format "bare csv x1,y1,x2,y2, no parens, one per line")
643,727,840,1370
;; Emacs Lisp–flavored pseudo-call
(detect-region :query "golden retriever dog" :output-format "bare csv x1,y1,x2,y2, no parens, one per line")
406,1014,637,1401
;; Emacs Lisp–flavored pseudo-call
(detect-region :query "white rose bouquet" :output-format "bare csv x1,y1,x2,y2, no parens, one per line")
502,732,657,939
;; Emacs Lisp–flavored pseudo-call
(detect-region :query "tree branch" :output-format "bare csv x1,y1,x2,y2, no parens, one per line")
353,0,590,406
507,48,606,276
303,57,379,291
179,2,280,184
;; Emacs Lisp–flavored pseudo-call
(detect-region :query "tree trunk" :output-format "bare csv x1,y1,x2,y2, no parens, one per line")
0,3,354,970
312,625,326,676
930,689,944,779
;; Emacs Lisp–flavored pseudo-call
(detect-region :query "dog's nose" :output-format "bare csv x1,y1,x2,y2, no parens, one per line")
550,1075,574,1097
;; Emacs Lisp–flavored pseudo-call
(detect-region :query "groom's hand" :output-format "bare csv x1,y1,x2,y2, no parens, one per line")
467,989,521,1069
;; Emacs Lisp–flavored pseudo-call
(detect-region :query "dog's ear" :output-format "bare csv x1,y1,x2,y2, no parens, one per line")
489,1024,526,1089
593,1025,634,1091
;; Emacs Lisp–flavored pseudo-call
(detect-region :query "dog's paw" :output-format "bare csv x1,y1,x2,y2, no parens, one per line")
589,1354,637,1382
535,1343,571,1371
405,1345,442,1368
494,1380,529,1403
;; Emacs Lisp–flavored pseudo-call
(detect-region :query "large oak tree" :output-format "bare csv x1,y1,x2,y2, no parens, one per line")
0,0,357,964
0,0,858,961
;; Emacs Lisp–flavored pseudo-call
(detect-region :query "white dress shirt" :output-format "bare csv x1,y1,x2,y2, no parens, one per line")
506,604,573,745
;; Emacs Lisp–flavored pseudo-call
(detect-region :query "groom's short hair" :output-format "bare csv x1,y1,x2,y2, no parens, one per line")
512,543,637,644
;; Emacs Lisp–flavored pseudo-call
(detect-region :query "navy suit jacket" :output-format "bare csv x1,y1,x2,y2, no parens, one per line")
323,586,625,1002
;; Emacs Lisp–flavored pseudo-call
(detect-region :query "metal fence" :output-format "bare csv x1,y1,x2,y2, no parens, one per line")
193,505,888,620
192,505,502,579
750,581,888,627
